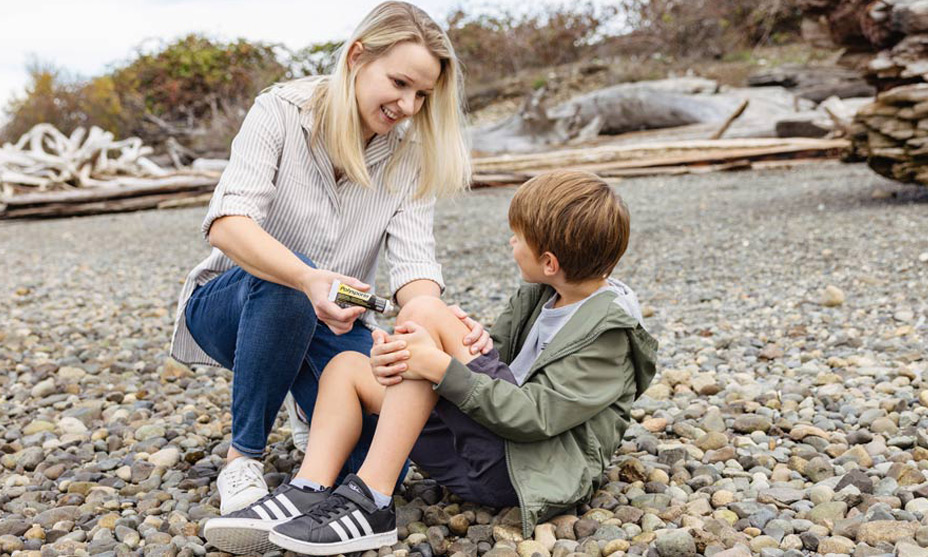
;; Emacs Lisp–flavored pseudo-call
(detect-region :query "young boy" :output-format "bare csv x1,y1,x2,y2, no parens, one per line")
203,169,658,555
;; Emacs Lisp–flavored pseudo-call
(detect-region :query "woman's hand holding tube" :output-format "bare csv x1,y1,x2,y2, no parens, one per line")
208,215,369,335
300,269,370,335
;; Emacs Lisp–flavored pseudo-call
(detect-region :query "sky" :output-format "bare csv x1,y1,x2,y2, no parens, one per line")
0,0,596,120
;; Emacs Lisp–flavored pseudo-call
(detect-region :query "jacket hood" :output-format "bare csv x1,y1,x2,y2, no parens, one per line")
524,283,658,399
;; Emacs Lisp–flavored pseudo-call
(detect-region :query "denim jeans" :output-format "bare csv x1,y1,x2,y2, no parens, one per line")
184,253,406,488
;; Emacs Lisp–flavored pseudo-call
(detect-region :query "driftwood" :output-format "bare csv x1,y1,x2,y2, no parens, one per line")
471,137,849,186
747,65,875,102
469,77,836,154
0,124,225,219
0,176,219,219
711,100,750,140
867,34,928,90
473,159,837,186
0,124,171,195
847,83,928,184
798,0,928,185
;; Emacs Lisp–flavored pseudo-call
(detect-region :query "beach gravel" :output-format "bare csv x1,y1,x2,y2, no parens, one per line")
0,162,926,556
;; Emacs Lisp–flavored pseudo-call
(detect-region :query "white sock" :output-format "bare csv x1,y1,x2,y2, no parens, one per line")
290,478,326,491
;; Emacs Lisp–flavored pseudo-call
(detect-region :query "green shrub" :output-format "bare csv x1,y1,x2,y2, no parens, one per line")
446,3,617,83
618,0,803,60
1,62,84,144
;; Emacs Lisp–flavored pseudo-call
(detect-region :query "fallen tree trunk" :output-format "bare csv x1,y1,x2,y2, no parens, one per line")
3,176,218,207
473,137,849,174
1,189,215,219
0,176,219,220
471,137,849,187
470,78,830,154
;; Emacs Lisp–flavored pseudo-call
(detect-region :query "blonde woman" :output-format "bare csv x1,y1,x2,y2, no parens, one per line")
170,1,489,541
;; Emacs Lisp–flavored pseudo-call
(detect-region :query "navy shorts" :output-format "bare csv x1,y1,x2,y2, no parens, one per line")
408,348,520,508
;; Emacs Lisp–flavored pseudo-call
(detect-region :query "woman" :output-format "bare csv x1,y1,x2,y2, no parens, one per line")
170,1,489,518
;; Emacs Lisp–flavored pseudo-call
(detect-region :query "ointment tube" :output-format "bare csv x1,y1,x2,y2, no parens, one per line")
328,280,394,314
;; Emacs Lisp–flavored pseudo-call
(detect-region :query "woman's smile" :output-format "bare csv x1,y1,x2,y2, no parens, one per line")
381,105,400,123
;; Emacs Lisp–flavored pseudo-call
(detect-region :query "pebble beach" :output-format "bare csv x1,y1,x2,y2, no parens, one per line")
1,161,927,557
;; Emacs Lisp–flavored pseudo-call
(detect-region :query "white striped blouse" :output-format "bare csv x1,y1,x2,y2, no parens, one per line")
170,77,444,366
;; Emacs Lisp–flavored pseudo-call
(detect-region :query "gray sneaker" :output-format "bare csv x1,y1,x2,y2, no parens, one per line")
204,482,330,555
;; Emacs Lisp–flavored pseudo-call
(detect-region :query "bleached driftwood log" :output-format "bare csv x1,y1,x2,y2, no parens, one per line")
0,124,174,195
747,64,875,102
469,77,840,154
0,124,224,219
471,137,850,186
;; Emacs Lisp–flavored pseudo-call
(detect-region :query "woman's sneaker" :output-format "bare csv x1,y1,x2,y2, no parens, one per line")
269,474,397,555
217,457,269,515
204,483,331,555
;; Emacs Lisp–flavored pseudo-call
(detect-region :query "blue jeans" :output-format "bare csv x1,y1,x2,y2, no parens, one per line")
184,253,406,488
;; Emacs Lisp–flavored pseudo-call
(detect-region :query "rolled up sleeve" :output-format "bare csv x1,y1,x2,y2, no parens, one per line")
385,191,444,295
201,93,284,240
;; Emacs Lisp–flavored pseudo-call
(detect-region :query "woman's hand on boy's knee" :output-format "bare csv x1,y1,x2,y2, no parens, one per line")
370,329,408,386
449,305,493,355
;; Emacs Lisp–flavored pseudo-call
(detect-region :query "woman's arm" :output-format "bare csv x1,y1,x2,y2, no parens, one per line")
394,278,441,306
209,215,369,334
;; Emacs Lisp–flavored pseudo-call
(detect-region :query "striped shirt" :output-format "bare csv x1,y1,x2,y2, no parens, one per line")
170,77,444,366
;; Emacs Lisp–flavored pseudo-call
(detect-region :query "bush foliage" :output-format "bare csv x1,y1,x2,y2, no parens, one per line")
1,2,803,152
617,0,804,59
446,3,617,83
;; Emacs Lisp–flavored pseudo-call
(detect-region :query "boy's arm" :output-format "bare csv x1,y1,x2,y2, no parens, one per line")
434,328,636,442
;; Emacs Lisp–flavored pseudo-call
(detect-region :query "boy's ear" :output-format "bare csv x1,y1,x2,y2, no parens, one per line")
541,251,560,277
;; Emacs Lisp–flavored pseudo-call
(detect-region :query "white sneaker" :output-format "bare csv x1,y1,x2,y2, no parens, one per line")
217,457,269,515
284,393,309,453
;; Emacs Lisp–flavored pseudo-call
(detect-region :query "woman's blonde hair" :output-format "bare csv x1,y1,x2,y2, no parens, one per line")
308,1,470,198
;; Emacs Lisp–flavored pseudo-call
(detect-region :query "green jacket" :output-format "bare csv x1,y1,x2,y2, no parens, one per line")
435,283,658,536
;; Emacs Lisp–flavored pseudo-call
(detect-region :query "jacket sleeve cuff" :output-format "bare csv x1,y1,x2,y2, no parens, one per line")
433,357,476,406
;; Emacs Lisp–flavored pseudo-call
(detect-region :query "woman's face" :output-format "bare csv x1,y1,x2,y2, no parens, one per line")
349,41,441,141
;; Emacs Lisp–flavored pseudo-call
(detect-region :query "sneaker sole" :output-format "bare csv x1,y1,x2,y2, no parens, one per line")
268,528,398,555
204,517,289,555
218,487,270,515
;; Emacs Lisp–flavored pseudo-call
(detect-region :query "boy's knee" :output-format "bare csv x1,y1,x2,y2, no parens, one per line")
322,352,370,382
397,296,448,324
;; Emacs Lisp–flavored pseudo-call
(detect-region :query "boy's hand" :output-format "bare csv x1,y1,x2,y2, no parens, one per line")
391,321,447,382
370,329,408,386
449,305,493,355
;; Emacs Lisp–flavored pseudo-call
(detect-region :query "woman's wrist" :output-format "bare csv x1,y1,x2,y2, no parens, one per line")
296,265,320,293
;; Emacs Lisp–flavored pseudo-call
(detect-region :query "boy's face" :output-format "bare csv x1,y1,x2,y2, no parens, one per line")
509,230,546,283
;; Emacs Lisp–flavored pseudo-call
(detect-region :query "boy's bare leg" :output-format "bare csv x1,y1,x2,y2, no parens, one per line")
357,379,438,495
395,297,481,364
292,351,384,487
293,298,477,494
291,351,438,496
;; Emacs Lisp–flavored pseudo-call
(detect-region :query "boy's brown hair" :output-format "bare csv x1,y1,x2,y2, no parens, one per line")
508,170,629,282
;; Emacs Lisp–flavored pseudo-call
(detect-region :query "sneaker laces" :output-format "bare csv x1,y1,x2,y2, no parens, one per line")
303,494,352,525
224,459,265,491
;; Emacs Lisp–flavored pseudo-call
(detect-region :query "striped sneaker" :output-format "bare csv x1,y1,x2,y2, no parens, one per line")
203,483,330,555
268,474,397,555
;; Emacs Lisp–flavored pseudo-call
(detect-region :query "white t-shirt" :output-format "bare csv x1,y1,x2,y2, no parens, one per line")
507,278,643,385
